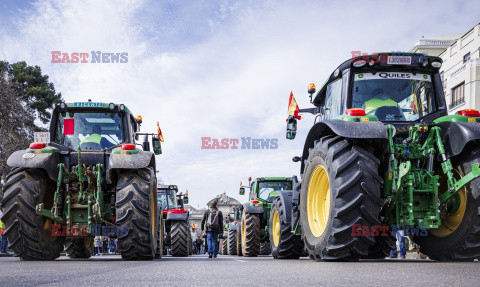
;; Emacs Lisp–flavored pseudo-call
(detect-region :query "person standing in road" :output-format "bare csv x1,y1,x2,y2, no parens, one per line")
201,200,223,258
0,219,7,254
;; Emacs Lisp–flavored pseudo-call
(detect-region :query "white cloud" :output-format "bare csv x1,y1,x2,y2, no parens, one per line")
1,0,480,207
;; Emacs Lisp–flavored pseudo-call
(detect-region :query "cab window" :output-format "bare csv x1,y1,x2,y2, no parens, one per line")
325,79,343,119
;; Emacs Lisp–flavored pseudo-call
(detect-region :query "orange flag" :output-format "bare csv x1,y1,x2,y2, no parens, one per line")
287,91,301,120
157,122,164,142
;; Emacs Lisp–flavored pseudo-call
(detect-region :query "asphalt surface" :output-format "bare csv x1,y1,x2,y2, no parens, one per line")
0,254,478,287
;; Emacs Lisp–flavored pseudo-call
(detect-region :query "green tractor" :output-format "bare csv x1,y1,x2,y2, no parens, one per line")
239,176,302,257
281,52,480,261
157,185,191,257
0,101,163,260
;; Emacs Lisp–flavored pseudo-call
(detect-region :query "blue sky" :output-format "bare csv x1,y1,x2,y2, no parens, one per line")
1,0,479,207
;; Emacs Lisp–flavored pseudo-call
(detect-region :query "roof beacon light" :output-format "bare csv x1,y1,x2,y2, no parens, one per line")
458,109,480,117
345,108,366,117
136,115,143,124
308,83,316,95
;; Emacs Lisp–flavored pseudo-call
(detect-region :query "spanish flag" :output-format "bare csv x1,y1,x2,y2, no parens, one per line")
287,92,301,120
157,122,164,142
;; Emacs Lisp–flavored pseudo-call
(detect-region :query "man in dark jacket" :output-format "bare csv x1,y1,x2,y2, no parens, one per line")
201,200,223,258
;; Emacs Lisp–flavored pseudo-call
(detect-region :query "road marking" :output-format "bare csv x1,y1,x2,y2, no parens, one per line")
233,259,247,262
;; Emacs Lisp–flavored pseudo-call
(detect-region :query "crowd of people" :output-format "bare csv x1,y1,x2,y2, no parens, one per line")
93,236,118,255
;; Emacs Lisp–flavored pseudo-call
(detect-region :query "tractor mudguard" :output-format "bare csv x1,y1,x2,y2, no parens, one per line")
229,223,238,231
300,120,390,175
275,190,294,225
243,203,264,214
108,150,155,170
166,212,189,221
7,150,60,181
436,122,480,157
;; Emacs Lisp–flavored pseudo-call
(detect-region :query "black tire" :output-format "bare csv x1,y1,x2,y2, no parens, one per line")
170,220,189,257
116,168,158,260
414,147,480,261
236,223,243,256
155,215,163,259
228,229,237,255
241,211,260,257
363,233,396,259
0,168,65,260
222,234,228,255
269,197,304,259
260,241,271,255
65,238,94,259
188,231,193,256
300,136,383,261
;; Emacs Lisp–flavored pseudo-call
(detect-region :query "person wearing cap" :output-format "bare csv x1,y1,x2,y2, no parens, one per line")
201,200,223,258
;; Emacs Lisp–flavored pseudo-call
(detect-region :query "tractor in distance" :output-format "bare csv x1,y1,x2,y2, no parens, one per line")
1,101,163,260
157,185,191,256
281,52,480,261
227,205,242,255
239,176,304,258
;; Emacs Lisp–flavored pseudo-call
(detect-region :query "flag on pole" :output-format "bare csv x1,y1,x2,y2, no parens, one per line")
157,122,164,142
287,91,301,120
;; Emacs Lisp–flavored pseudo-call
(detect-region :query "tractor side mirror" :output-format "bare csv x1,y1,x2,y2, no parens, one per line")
239,187,245,195
183,196,189,205
286,116,297,140
142,135,150,152
152,136,162,155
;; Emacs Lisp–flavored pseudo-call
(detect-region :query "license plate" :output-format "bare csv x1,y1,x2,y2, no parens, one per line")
387,56,411,65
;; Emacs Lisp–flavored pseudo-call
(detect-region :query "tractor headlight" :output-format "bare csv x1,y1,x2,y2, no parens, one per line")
431,61,442,69
109,103,115,110
352,59,366,68
60,102,67,109
119,104,125,111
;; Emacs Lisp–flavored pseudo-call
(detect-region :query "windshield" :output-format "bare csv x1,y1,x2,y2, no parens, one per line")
157,190,177,210
258,181,293,202
352,72,435,121
55,111,123,150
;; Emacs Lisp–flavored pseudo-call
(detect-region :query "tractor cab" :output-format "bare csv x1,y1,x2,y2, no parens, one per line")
157,185,179,212
49,101,162,153
313,53,446,124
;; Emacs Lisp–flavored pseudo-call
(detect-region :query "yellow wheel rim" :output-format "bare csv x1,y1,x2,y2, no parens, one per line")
272,209,280,247
307,165,331,237
430,169,467,237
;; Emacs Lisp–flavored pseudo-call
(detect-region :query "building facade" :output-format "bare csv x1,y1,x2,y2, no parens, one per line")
438,24,480,114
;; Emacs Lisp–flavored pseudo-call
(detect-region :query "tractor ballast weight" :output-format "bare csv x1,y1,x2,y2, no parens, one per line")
285,52,480,261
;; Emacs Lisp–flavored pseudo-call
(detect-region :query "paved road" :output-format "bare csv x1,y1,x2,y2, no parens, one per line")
0,254,478,287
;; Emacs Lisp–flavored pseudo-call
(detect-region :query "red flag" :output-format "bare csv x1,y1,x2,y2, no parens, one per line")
157,122,164,142
287,92,301,120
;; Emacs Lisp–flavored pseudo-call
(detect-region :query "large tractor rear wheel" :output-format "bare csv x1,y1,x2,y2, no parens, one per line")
269,197,304,259
0,168,65,260
414,147,480,261
65,238,94,259
116,168,159,260
155,215,163,259
241,210,260,256
300,136,383,261
228,228,237,255
170,220,189,257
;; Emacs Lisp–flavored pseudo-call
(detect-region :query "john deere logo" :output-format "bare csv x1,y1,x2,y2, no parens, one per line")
358,74,364,78
423,75,428,79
